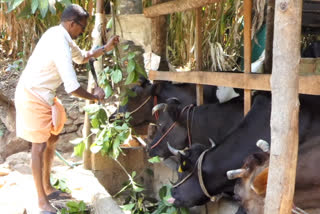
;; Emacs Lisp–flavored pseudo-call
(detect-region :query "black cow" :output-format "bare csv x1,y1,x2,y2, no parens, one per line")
169,93,320,208
148,96,244,158
112,78,219,128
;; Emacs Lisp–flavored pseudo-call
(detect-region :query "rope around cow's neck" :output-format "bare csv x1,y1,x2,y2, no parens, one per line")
150,104,194,150
129,96,152,115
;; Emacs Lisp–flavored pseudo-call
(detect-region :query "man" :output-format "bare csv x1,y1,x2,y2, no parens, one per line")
15,4,119,214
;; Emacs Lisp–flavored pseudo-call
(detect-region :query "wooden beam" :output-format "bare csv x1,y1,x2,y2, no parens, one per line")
264,0,303,213
243,0,252,115
144,0,219,18
149,71,320,95
195,7,203,106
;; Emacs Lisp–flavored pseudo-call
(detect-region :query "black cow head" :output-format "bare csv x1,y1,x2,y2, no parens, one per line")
169,144,210,207
111,78,164,127
147,100,190,158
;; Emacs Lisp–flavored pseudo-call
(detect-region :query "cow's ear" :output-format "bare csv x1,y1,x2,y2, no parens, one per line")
167,104,180,120
251,167,268,195
151,82,163,96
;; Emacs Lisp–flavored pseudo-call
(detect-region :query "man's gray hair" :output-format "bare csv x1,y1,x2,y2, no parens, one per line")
61,4,89,23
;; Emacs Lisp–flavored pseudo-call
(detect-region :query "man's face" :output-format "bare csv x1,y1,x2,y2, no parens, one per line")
70,18,87,39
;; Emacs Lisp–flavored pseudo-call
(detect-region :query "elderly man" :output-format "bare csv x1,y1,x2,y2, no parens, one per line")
15,4,119,214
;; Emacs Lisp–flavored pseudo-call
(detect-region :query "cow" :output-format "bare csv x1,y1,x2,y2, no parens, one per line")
148,96,244,158
111,78,220,128
167,93,320,208
229,137,320,214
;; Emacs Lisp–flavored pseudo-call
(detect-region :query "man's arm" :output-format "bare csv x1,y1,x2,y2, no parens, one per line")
70,86,104,102
82,35,120,63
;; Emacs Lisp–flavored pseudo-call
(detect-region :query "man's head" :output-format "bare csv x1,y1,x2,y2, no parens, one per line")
61,4,89,39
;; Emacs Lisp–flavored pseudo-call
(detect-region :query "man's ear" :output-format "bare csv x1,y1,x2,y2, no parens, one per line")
251,167,269,195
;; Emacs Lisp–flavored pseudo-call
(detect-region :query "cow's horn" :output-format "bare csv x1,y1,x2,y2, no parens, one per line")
152,103,168,115
166,97,180,104
256,139,270,153
226,169,247,180
208,138,216,148
167,142,186,156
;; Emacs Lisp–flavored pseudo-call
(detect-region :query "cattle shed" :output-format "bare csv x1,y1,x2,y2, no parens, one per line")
143,0,318,213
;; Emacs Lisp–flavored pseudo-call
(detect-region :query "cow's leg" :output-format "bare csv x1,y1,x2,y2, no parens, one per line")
42,134,59,195
31,142,56,212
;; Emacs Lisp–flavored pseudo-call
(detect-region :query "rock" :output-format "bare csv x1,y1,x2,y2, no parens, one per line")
74,115,85,125
65,118,74,125
77,124,84,137
5,152,31,174
68,109,80,120
65,124,78,133
0,131,30,163
56,133,79,152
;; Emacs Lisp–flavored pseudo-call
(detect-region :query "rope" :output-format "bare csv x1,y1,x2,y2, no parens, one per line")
129,96,151,115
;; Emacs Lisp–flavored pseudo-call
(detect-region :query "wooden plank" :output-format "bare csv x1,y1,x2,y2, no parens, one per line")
264,0,303,212
149,70,320,95
195,7,203,106
144,0,219,18
243,0,252,115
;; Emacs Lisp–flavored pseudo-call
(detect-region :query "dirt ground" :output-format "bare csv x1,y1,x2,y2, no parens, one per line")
0,151,124,214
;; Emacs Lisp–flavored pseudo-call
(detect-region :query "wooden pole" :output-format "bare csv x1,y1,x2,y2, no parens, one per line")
243,0,252,115
83,0,105,170
195,8,203,106
151,0,168,71
264,0,302,213
144,0,220,18
264,0,275,74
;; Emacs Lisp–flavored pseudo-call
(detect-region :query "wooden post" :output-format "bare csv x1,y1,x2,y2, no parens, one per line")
243,0,252,114
83,0,105,170
264,0,302,213
264,0,275,74
196,8,203,106
151,0,168,71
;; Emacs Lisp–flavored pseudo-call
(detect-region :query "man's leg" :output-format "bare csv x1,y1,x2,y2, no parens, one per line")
43,134,59,195
31,143,56,212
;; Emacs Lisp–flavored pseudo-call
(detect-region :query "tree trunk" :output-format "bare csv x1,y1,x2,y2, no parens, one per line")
264,0,302,213
151,0,168,71
83,0,105,170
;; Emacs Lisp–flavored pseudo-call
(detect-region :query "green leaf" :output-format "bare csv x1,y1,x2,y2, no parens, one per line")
125,70,136,85
127,59,136,73
31,0,39,14
106,18,113,29
122,203,135,211
91,118,100,128
0,129,3,137
69,138,84,145
73,142,85,157
135,62,147,78
127,52,136,60
132,171,137,178
38,0,49,18
148,156,161,163
122,44,129,51
179,207,190,214
48,0,56,14
111,69,122,84
120,95,129,106
104,83,113,98
83,104,100,114
90,144,103,154
7,0,24,13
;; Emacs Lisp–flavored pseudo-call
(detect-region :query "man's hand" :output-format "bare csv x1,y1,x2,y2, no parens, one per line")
104,35,120,52
93,86,105,101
